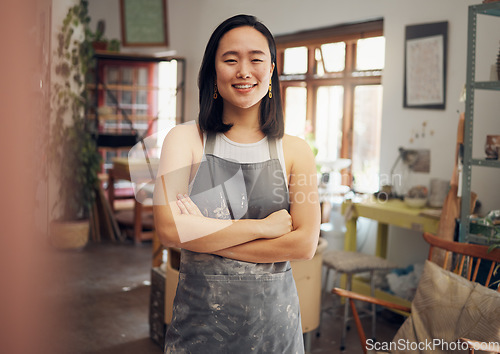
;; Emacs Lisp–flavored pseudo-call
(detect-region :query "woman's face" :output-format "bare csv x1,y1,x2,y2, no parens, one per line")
215,26,274,111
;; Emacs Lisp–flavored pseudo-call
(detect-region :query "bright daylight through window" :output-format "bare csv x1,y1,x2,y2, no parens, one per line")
276,20,385,193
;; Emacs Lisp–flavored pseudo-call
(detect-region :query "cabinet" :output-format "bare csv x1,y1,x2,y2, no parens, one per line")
460,2,500,243
88,51,185,174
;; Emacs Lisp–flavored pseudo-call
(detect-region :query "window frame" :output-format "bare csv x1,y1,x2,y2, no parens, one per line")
276,19,383,186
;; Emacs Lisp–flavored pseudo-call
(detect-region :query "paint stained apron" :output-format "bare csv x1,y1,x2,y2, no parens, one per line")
165,133,304,354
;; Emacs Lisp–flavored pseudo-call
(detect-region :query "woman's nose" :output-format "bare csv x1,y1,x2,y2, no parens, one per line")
237,62,252,78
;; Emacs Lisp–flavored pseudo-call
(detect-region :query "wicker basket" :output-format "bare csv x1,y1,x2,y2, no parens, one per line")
49,219,89,250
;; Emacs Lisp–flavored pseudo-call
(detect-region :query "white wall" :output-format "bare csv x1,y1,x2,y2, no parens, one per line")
83,0,500,266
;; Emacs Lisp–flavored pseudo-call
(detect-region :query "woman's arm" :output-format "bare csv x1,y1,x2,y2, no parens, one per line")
212,136,321,262
153,123,291,253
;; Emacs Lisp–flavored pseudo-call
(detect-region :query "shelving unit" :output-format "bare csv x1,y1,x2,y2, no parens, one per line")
460,2,500,243
89,51,185,174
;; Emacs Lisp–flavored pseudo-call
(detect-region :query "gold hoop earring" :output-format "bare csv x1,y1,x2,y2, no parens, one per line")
268,80,272,99
213,83,218,99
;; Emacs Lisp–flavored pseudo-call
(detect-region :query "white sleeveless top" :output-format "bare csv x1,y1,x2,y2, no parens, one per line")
189,132,288,192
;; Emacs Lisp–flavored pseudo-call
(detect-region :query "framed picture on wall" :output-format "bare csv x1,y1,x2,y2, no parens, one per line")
404,21,448,109
120,0,168,47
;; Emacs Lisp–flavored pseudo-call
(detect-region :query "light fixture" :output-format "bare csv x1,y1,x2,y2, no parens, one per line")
390,147,420,177
379,147,421,199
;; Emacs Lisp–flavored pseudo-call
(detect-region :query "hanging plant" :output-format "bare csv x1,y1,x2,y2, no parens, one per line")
50,0,101,222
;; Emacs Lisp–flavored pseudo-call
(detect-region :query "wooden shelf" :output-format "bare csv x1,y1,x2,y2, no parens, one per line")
88,113,155,121
93,50,183,63
87,83,176,91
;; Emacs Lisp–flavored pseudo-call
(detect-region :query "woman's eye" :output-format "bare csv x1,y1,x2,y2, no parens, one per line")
224,59,237,63
252,59,263,62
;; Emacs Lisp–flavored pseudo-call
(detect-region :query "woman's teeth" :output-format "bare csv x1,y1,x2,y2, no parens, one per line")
234,84,254,89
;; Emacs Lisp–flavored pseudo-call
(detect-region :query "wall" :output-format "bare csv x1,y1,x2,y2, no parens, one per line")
84,0,500,266
0,0,59,353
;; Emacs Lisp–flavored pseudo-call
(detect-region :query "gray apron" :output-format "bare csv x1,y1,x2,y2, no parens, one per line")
165,133,304,354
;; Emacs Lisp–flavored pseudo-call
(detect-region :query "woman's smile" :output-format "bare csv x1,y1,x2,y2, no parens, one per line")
233,83,256,89
232,82,258,93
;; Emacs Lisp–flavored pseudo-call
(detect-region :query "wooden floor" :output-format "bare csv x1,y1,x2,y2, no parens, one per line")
46,240,404,354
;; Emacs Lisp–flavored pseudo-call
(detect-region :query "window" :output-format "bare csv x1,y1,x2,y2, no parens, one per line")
276,20,384,193
98,62,159,137
91,55,183,174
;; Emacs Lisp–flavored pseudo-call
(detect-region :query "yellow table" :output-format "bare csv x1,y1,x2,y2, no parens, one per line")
340,197,441,312
342,197,440,256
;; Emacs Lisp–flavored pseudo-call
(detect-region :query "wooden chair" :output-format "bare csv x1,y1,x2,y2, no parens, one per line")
333,232,500,354
109,167,155,243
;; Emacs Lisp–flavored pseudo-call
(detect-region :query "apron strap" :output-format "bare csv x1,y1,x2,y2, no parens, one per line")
205,132,216,155
268,138,279,160
203,132,235,219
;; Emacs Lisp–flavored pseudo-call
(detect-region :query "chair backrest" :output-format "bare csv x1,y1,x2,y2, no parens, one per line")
423,232,500,292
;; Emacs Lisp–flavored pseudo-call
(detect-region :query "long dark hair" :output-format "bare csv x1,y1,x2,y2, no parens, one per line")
198,14,284,138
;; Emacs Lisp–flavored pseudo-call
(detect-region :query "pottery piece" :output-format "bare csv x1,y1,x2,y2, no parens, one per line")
428,178,449,208
485,135,500,160
404,197,427,208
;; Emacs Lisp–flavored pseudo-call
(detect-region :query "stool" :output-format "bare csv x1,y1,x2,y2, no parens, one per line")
321,250,395,351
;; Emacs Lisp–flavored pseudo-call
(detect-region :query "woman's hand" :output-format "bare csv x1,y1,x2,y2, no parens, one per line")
260,209,293,238
176,194,204,217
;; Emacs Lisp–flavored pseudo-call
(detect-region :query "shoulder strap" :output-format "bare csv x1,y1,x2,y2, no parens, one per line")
268,138,279,160
205,132,216,155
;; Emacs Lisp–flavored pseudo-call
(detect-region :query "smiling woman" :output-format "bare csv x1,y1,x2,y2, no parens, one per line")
197,15,285,139
153,14,320,353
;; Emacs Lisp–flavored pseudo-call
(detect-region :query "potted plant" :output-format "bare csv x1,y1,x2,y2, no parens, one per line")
89,19,108,50
49,0,101,250
86,19,121,52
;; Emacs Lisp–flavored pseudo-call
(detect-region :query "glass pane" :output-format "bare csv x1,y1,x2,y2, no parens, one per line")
105,150,117,163
122,67,133,85
136,119,149,128
315,48,325,76
284,86,307,137
121,91,132,105
105,90,118,106
352,85,383,193
321,42,346,72
137,90,147,105
104,119,116,133
157,60,178,147
356,36,385,71
137,67,148,86
135,109,148,115
283,47,308,74
106,66,119,85
315,86,344,163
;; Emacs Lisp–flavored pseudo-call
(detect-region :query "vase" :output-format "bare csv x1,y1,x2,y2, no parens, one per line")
92,41,107,51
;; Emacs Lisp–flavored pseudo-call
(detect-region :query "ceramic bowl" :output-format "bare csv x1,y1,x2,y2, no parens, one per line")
404,197,427,208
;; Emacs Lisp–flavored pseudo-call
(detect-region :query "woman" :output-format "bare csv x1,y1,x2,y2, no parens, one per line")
154,14,320,353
